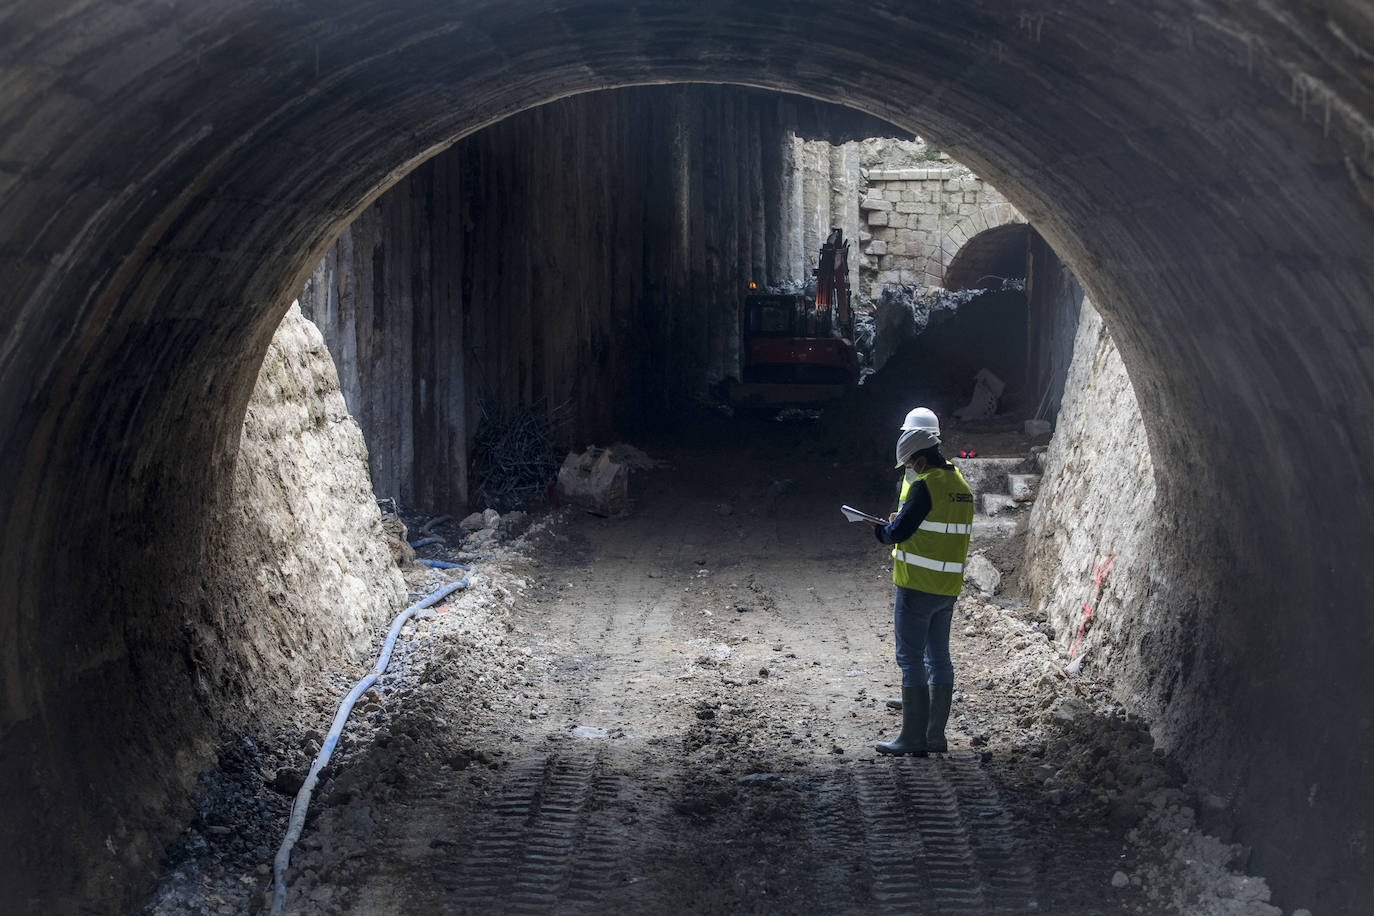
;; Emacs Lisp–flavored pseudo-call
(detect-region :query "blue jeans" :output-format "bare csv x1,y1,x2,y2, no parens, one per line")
893,586,956,687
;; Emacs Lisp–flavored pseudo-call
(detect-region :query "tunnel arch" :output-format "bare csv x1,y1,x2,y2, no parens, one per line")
3,2,1374,910
935,203,1029,289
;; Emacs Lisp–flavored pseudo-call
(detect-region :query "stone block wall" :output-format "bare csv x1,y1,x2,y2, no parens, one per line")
858,166,1024,296
778,138,1027,303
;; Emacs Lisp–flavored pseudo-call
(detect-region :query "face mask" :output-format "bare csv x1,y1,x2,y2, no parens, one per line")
904,467,919,483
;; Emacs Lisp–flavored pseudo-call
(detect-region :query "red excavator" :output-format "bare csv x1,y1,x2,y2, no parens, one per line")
729,228,860,408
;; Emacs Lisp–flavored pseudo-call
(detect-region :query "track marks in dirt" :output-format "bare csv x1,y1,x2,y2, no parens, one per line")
811,757,1038,913
436,751,622,914
940,752,1040,910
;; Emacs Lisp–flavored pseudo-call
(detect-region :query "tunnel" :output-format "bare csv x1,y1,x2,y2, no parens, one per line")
2,1,1373,912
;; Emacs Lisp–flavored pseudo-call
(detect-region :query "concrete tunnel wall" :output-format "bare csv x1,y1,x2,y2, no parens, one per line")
1,1,1372,911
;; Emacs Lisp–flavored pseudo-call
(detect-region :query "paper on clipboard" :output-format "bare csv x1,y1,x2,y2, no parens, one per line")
841,505,886,525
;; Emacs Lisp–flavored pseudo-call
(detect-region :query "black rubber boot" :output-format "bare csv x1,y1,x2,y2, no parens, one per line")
875,685,929,756
926,684,953,753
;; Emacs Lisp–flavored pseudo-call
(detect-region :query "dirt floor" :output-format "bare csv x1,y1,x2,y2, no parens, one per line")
142,411,1283,915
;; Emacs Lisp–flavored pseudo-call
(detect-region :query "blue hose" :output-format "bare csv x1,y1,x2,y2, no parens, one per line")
409,537,443,548
270,575,468,912
418,559,467,570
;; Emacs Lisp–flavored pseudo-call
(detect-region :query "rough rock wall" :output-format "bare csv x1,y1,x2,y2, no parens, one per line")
1024,299,1157,685
8,304,406,913
1017,296,1366,902
195,303,407,714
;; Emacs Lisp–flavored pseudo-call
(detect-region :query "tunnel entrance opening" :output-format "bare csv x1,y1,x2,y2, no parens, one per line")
295,88,1079,514
7,4,1374,913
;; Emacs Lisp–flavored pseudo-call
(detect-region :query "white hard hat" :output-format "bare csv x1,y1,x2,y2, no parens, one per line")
900,406,940,436
895,428,939,468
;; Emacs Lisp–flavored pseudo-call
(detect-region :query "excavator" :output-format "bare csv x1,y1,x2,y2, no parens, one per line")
729,228,860,408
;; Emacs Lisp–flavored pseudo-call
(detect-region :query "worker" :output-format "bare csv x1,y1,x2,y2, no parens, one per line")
866,407,974,756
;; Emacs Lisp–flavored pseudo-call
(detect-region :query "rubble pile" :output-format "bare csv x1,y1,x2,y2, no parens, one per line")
862,281,1024,374
955,594,1283,915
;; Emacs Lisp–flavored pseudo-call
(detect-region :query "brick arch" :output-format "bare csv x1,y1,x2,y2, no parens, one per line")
926,202,1027,286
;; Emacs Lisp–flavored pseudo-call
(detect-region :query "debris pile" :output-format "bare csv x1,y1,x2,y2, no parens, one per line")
470,400,570,511
955,592,1283,915
862,281,1023,374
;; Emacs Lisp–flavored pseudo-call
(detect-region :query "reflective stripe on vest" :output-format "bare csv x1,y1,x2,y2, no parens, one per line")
919,519,972,535
893,550,965,573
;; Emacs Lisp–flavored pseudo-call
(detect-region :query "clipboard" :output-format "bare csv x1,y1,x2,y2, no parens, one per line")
841,505,886,525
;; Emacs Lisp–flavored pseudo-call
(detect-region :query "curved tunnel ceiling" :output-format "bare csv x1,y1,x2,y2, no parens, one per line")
3,1,1374,910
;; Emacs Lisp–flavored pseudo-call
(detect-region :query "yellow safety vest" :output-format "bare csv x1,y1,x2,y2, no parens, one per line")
892,466,975,596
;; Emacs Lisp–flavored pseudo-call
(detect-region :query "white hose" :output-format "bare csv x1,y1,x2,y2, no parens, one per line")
270,578,466,913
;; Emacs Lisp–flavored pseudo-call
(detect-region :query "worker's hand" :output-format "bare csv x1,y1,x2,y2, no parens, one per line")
888,512,897,523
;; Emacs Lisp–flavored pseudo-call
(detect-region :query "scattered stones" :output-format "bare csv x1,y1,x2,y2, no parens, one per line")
1111,870,1130,888
982,493,1017,516
382,515,416,566
1007,473,1040,503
